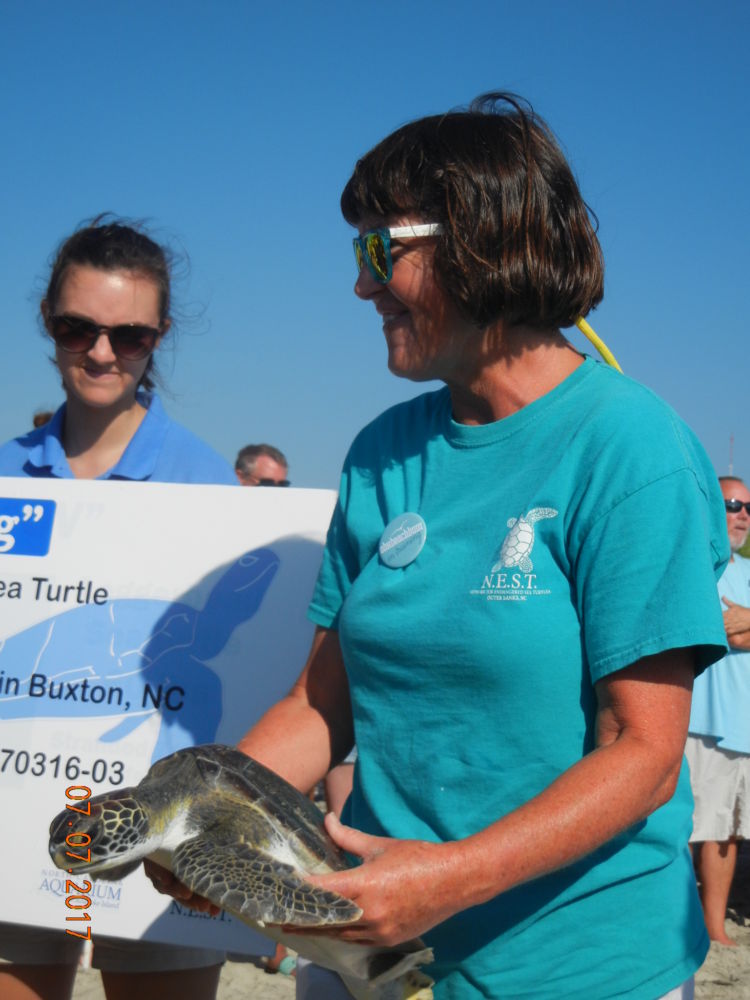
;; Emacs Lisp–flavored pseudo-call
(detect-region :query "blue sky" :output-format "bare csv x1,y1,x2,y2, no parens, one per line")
1,1,748,488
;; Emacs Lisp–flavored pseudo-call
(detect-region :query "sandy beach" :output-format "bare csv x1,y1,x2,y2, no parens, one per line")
69,844,749,1000
695,841,750,999
71,956,296,1000
28,731,750,1000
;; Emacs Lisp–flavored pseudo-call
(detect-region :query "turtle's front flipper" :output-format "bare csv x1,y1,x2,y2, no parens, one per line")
172,837,362,927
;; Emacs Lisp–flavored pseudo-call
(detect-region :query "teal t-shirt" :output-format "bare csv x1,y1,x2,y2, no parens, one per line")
309,358,728,999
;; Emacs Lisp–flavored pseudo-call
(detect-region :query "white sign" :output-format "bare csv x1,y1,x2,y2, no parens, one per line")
0,478,336,954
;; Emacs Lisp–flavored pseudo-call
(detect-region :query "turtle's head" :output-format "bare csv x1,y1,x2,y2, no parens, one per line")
49,788,151,880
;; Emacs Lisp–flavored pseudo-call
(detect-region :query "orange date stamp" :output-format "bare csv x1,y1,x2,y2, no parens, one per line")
63,784,92,940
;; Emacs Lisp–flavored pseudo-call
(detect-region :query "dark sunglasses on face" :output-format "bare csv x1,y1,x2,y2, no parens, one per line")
257,478,290,487
48,314,161,361
724,499,750,514
353,223,443,284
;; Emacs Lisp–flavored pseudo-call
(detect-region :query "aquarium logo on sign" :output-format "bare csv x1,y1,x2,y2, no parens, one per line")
0,499,56,556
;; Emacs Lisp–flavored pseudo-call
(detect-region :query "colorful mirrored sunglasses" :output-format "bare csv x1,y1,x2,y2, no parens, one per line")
49,314,161,361
353,224,443,283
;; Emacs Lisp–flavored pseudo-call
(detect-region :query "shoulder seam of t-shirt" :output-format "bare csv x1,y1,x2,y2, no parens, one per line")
580,464,705,540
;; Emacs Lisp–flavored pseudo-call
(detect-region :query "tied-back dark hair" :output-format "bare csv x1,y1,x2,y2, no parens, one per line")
43,214,174,392
341,92,604,331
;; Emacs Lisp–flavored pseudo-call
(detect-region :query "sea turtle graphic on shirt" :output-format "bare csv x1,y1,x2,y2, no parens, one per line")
491,508,558,574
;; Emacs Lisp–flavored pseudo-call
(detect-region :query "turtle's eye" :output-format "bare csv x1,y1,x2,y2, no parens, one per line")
49,810,71,843
48,807,102,870
49,806,100,842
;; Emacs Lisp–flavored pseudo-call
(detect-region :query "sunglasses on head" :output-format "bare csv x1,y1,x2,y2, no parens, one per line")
724,499,750,514
48,314,161,361
353,224,443,284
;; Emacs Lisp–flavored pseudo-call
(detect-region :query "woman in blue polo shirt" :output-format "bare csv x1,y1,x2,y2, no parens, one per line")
0,217,234,1000
0,219,236,485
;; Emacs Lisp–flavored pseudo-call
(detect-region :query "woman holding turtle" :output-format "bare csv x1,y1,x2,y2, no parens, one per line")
158,95,728,998
0,217,235,1000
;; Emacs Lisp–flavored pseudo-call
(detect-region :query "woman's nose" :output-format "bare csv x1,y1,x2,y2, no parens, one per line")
87,331,117,362
354,264,380,300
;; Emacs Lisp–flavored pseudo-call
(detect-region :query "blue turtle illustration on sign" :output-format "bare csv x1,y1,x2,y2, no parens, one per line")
0,548,278,762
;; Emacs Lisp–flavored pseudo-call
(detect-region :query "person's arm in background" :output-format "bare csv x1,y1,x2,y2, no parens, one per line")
324,763,355,818
721,597,750,649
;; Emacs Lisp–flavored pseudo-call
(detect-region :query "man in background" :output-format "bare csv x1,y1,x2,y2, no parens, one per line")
686,475,750,945
234,444,289,486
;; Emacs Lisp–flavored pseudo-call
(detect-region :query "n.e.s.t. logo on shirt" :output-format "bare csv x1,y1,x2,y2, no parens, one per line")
470,507,557,601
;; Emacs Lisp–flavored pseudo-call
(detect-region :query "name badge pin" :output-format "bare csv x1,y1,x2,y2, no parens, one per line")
378,513,427,568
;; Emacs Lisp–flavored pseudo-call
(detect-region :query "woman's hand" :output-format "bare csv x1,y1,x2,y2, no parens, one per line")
143,859,221,916
286,813,464,946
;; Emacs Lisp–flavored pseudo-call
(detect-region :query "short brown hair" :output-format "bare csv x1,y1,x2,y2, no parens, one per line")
341,92,604,330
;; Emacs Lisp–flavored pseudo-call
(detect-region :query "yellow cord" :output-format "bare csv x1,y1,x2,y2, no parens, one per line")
575,316,623,372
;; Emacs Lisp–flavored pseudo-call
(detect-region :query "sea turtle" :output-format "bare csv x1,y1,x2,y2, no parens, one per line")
48,743,434,1000
0,548,278,762
491,507,557,573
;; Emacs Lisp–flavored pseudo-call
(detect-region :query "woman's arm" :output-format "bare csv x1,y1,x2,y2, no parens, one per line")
297,648,694,947
237,626,354,791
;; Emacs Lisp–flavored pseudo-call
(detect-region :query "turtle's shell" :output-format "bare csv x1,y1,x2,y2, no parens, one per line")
144,744,346,872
